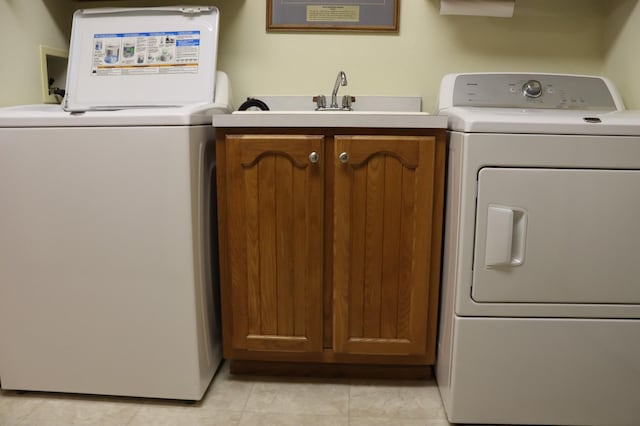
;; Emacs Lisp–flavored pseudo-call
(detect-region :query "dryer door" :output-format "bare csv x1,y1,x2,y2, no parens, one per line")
472,167,640,304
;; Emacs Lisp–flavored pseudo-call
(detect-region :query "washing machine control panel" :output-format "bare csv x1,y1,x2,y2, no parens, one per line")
451,73,618,110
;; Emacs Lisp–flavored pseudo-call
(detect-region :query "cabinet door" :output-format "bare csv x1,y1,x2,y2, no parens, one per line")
332,135,442,357
222,135,324,353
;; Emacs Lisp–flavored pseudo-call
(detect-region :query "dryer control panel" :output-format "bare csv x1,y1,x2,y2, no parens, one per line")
443,73,622,111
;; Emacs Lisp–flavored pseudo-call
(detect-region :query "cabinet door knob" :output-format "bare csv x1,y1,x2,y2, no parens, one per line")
338,152,350,164
309,151,319,164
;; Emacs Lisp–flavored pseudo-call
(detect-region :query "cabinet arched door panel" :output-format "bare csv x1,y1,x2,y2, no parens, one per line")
332,135,444,358
222,135,324,353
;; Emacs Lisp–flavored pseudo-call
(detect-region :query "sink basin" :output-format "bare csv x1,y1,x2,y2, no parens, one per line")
216,95,448,128
232,110,431,116
215,109,447,129
235,95,424,113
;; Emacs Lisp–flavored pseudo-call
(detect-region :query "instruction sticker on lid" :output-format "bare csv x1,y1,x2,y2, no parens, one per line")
91,30,200,76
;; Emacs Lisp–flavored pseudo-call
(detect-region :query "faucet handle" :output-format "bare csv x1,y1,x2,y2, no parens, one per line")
313,95,326,110
341,95,356,110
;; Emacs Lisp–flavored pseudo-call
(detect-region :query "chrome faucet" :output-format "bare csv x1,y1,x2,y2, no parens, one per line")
313,70,355,111
331,71,348,109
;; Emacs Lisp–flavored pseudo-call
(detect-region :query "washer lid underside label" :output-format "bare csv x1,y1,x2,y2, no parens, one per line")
92,30,200,76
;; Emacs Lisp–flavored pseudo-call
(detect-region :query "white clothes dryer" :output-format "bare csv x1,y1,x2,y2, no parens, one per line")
436,73,640,425
0,7,231,401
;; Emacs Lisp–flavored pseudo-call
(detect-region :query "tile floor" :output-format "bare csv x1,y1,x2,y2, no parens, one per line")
0,361,453,426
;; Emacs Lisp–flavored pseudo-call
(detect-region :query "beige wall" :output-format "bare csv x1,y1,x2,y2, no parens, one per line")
216,0,605,111
0,0,73,106
604,0,640,109
0,0,609,111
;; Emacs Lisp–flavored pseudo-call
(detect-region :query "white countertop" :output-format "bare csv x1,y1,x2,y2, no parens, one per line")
212,111,448,129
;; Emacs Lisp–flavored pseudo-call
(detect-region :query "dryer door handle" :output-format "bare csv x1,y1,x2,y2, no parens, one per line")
484,205,527,268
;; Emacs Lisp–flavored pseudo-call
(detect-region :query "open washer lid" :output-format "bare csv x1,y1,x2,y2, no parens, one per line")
64,6,219,112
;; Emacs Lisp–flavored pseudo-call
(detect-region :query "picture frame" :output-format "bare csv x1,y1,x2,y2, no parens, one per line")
267,0,399,32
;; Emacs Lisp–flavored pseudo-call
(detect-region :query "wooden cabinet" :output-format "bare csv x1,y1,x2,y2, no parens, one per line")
332,135,441,357
216,128,446,372
222,134,325,354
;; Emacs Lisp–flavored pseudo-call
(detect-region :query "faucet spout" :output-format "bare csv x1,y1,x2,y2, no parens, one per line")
331,71,348,109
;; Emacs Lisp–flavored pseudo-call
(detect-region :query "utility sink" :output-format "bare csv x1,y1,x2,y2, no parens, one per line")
213,95,447,128
233,110,430,116
233,95,424,113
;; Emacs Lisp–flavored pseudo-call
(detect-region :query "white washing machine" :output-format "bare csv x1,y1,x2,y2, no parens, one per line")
436,73,640,425
0,7,231,400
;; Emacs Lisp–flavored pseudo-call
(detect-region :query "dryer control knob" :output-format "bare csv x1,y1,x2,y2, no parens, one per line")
522,80,543,98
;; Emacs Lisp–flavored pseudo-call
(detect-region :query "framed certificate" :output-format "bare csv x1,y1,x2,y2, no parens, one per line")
267,0,399,32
